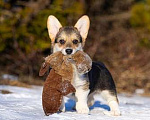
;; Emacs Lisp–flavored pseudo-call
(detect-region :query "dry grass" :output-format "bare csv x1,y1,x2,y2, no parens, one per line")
0,75,44,88
0,79,31,88
18,76,44,86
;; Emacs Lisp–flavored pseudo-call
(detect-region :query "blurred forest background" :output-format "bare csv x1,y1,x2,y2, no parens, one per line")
0,0,150,96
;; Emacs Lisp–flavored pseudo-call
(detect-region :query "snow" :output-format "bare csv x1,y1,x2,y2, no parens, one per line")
0,85,150,120
1,74,18,81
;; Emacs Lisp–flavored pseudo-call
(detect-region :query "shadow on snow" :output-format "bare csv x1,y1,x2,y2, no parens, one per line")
65,99,110,112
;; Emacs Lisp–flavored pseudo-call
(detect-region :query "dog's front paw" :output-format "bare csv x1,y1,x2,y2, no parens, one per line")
103,110,121,116
76,103,89,114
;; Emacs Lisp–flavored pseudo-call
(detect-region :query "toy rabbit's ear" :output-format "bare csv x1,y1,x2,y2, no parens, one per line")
39,62,50,76
47,15,62,43
74,15,90,40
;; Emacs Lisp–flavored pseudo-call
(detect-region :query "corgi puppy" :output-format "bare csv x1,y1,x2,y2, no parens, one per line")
47,15,121,116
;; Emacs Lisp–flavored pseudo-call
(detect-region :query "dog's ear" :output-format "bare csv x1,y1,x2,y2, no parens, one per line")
47,15,62,43
74,15,90,40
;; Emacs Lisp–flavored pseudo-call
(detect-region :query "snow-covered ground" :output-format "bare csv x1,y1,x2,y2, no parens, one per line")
0,85,150,120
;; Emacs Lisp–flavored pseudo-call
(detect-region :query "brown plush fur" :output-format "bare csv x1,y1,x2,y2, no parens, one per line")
42,69,75,115
39,50,92,115
43,51,73,82
72,50,92,74
42,51,92,81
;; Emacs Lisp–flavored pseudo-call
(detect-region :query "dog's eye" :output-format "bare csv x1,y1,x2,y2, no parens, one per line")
59,39,65,44
73,39,78,44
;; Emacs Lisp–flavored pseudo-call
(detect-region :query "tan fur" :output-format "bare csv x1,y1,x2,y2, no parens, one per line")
83,82,90,91
56,32,83,49
47,15,90,47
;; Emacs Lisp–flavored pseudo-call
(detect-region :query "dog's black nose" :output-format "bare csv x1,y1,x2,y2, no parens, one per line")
65,49,73,54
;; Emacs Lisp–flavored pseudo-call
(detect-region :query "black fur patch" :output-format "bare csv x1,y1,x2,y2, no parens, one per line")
54,39,58,43
88,62,117,95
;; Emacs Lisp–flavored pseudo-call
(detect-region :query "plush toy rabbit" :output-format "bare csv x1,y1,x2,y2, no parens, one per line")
39,50,92,115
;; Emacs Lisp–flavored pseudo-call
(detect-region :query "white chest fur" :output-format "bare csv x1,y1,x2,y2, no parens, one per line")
71,64,88,88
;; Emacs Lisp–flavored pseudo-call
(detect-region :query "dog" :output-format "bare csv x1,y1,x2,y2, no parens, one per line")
47,15,121,116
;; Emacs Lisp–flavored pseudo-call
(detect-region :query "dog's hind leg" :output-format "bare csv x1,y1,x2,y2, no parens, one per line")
101,90,121,116
87,92,95,107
